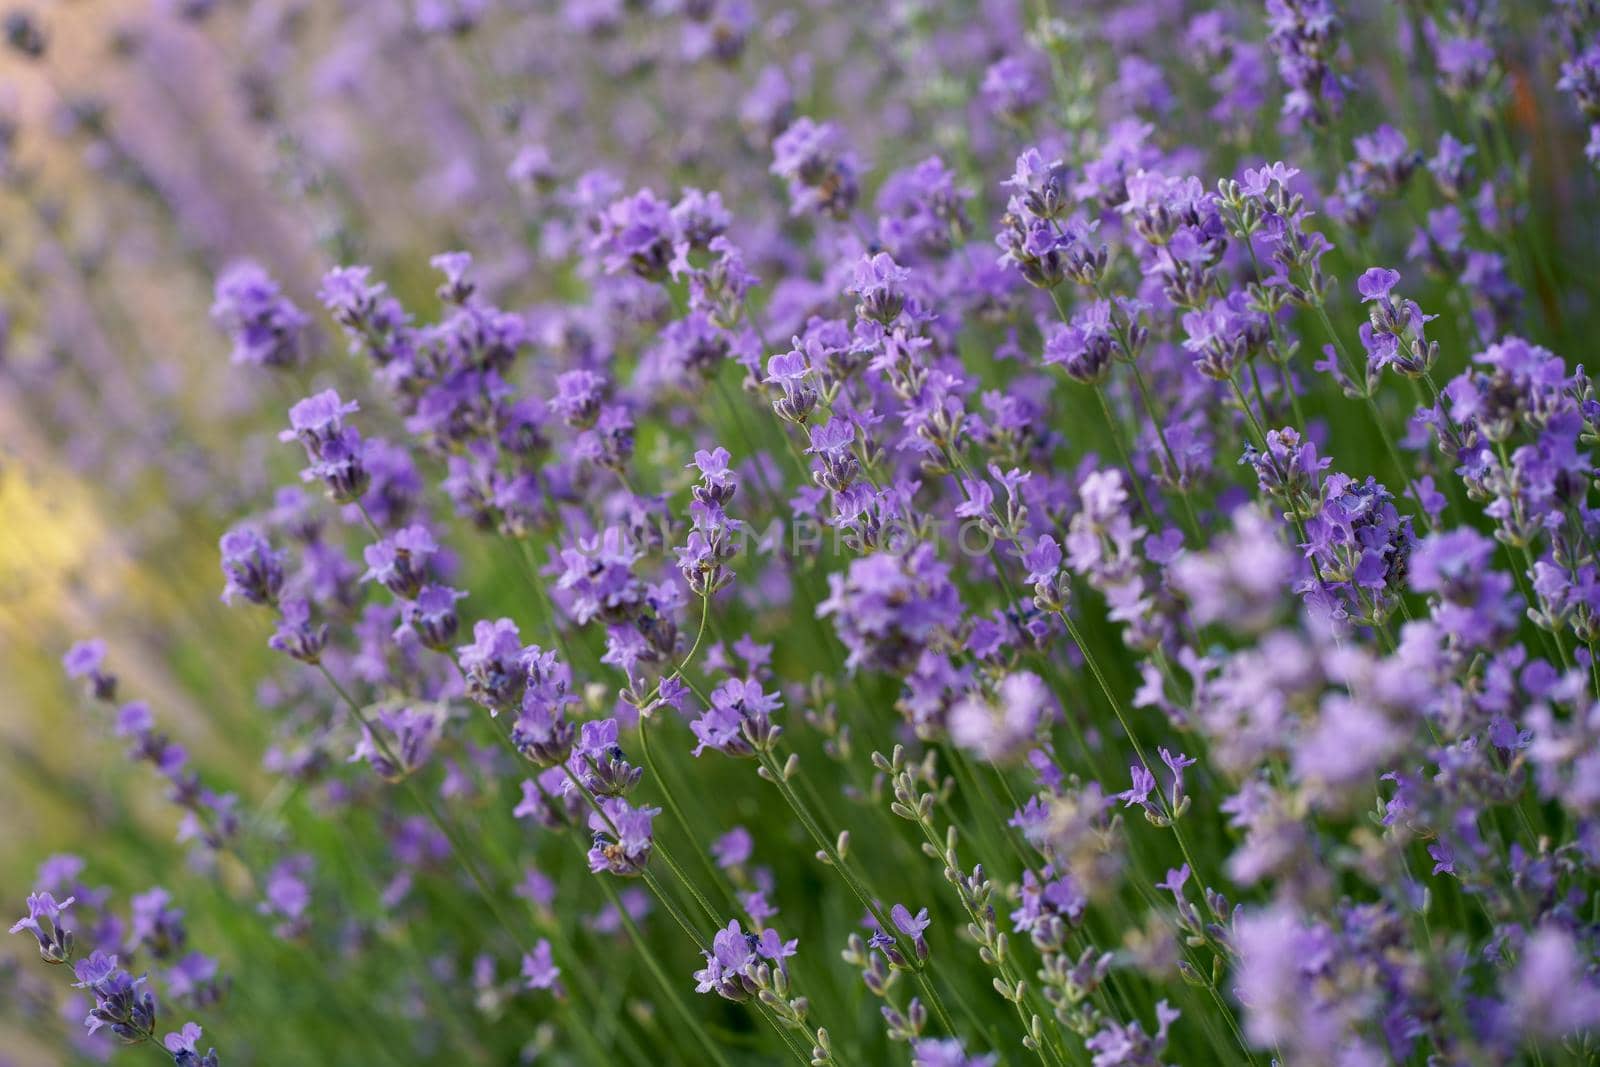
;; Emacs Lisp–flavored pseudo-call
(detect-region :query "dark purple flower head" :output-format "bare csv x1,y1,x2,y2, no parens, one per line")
690,676,783,757
690,446,737,502
890,903,930,939
429,250,475,304
1264,0,1348,126
678,481,744,597
319,265,398,342
693,918,760,1001
268,597,328,665
396,585,465,651
4,9,47,58
1355,267,1400,302
555,527,645,626
11,891,74,963
1244,427,1329,521
586,797,659,877
690,235,758,327
1181,290,1269,380
351,706,441,781
692,918,794,1002
1410,528,1519,650
280,390,359,453
550,369,608,429
361,525,438,600
521,939,563,995
219,527,285,606
71,950,157,1042
848,252,911,325
1043,306,1111,386
1004,149,1073,221
1022,535,1068,611
671,188,730,250
127,887,185,960
211,260,309,370
1355,267,1437,377
818,544,963,675
280,390,369,502
514,697,576,769
804,416,860,492
868,903,931,966
512,648,578,766
1085,1001,1179,1067
594,188,680,280
712,826,753,869
456,618,527,715
63,639,117,702
875,155,973,259
981,55,1046,118
572,717,642,796
164,1022,220,1067
770,117,859,220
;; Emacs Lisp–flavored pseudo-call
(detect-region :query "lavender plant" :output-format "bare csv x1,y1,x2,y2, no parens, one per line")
6,0,1600,1064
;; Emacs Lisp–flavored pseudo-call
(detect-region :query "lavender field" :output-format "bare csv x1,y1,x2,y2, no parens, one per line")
4,1,1600,1064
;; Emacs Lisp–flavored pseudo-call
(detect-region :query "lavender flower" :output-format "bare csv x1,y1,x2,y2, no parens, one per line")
163,1022,220,1067
818,545,963,675
397,585,465,651
280,390,369,503
586,797,660,877
520,940,563,996
11,892,74,964
218,528,284,606
1264,0,1347,126
63,639,117,702
692,919,795,1002
848,253,911,325
210,261,309,370
72,951,157,1042
350,706,442,781
362,526,438,600
570,718,641,796
594,189,680,280
689,676,782,757
770,118,859,219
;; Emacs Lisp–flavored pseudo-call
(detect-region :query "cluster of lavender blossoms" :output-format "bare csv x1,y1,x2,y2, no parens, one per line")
10,0,1600,1064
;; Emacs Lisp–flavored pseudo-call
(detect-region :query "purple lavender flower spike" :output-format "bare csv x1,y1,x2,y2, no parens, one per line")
397,585,465,651
692,918,794,1002
164,1022,220,1067
63,639,117,702
210,260,309,370
219,527,284,606
11,891,74,963
71,950,158,1042
520,940,563,997
586,797,660,877
770,117,859,220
